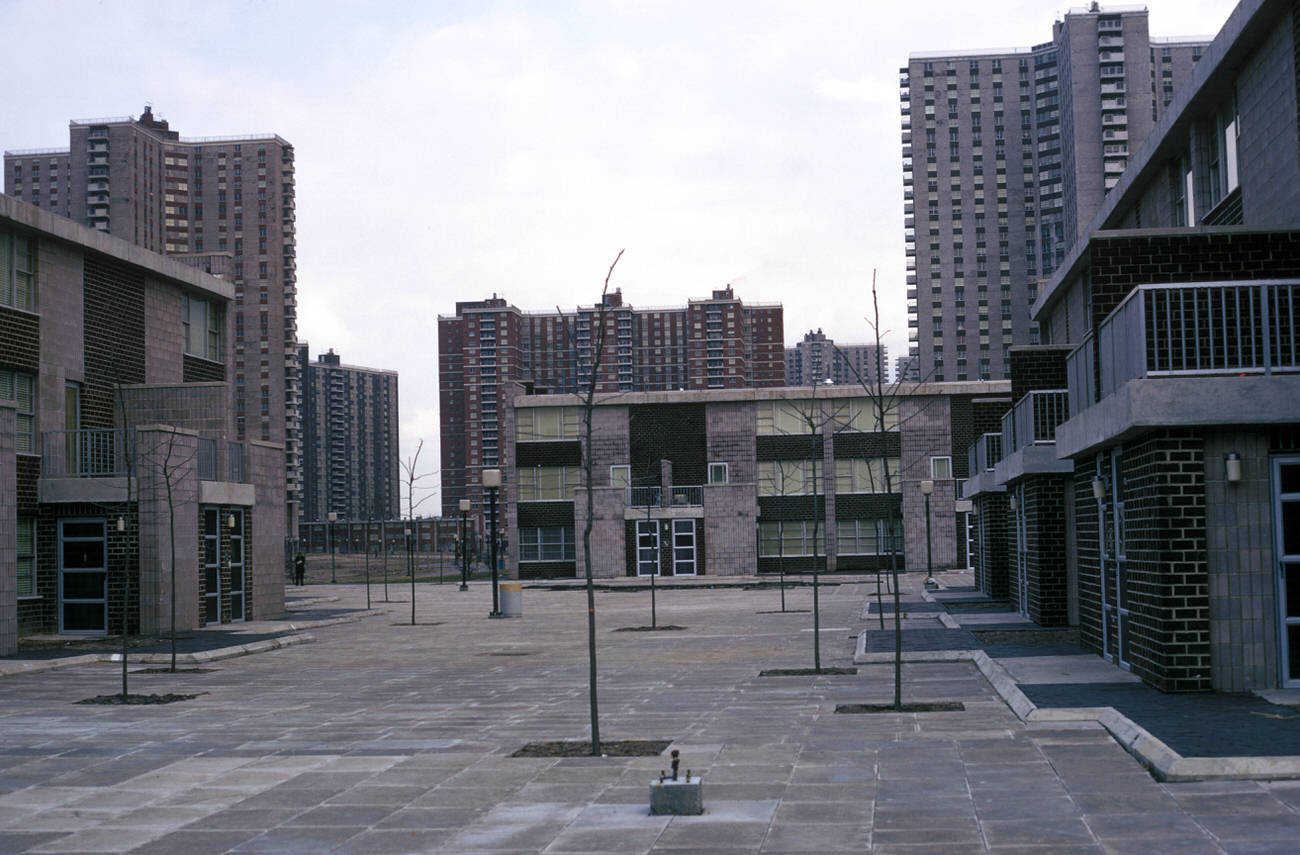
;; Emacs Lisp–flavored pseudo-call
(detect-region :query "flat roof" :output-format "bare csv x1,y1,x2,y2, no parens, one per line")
0,194,234,302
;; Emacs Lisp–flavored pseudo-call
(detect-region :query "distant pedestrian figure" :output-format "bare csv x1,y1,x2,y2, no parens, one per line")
294,552,306,586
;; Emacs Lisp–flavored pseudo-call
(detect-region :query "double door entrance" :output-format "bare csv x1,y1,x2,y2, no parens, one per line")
203,507,246,625
1275,457,1300,688
636,518,698,576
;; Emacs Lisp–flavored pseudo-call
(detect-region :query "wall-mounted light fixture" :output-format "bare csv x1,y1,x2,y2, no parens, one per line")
1091,477,1105,502
228,514,237,530
1008,494,1017,512
1225,453,1242,484
116,516,125,532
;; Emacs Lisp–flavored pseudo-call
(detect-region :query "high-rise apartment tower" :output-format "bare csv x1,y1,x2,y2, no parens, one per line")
438,286,784,518
900,6,1208,381
297,347,400,524
4,107,301,526
785,329,887,386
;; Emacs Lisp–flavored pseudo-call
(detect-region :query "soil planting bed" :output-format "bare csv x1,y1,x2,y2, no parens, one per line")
759,667,858,676
836,701,966,713
512,739,671,758
77,692,205,706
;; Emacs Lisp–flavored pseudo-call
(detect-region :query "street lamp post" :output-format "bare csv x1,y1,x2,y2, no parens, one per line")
328,512,338,583
459,499,471,591
920,480,936,590
406,526,415,624
364,520,371,609
483,468,502,617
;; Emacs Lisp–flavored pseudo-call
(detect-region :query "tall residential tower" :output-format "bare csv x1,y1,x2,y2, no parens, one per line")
4,107,301,527
438,286,784,519
900,7,1208,381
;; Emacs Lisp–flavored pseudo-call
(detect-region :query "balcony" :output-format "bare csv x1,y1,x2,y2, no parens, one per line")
625,485,703,515
42,429,127,478
994,390,1072,485
1060,280,1300,458
962,432,1006,499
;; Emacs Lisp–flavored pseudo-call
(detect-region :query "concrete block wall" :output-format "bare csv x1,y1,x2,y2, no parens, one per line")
573,485,626,579
0,403,15,654
1235,5,1300,225
142,277,185,385
702,485,758,575
706,401,757,485
899,395,958,571
121,383,230,440
1205,429,1279,691
136,426,200,633
248,440,286,620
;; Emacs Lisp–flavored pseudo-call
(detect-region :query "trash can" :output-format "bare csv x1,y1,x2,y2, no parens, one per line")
500,582,523,617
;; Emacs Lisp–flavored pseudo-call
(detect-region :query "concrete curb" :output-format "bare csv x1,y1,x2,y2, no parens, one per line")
0,608,386,679
853,633,1300,782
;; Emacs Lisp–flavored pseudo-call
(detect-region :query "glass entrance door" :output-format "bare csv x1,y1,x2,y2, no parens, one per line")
203,508,221,624
1099,450,1131,669
1013,486,1029,616
59,519,107,633
229,510,245,622
1273,457,1300,687
672,519,697,576
636,519,659,576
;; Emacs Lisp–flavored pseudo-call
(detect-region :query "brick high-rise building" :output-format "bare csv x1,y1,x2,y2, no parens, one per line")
4,107,301,528
785,329,887,386
900,7,1208,382
438,286,784,519
298,347,400,524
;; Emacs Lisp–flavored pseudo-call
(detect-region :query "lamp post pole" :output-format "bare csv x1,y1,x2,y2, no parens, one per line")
459,499,471,591
328,511,338,583
364,519,371,609
484,468,502,617
406,527,415,624
921,480,936,590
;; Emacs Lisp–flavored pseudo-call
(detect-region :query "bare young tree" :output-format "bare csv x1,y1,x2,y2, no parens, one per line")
398,439,437,623
567,248,624,756
835,269,944,710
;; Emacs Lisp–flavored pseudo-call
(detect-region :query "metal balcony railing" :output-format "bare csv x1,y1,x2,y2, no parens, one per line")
1069,281,1300,413
1001,390,1069,454
966,432,1003,477
626,485,703,508
41,429,128,477
197,437,217,480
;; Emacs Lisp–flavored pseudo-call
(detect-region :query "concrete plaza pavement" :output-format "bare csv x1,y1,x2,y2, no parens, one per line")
2,576,1300,853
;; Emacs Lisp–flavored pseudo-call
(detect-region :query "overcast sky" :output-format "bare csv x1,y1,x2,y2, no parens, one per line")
1,0,1238,511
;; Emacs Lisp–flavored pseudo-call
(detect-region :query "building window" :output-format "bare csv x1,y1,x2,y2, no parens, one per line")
931,456,953,479
517,466,577,501
610,465,630,488
757,520,825,557
519,526,575,562
0,229,36,311
757,459,822,496
708,462,729,484
17,517,35,596
182,295,223,361
515,406,580,441
0,369,35,453
836,519,903,555
835,458,901,494
756,399,815,435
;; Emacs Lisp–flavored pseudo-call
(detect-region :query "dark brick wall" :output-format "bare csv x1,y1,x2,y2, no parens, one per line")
1122,431,1210,692
973,494,1009,600
82,255,146,428
23,507,140,636
1088,231,1300,327
0,306,39,372
950,397,973,478
1009,346,1072,401
757,434,824,461
629,404,706,486
830,432,900,460
182,354,225,383
1024,477,1069,627
516,502,575,528
1074,464,1104,657
516,441,581,468
16,455,39,514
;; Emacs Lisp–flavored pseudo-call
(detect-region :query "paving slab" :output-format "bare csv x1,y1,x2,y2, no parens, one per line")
0,578,1296,853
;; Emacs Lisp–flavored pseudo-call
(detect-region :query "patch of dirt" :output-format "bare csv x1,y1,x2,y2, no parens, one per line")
76,692,206,705
512,739,671,758
759,667,858,676
755,609,811,614
478,651,532,657
835,701,966,713
133,668,216,674
390,621,444,627
612,625,686,633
